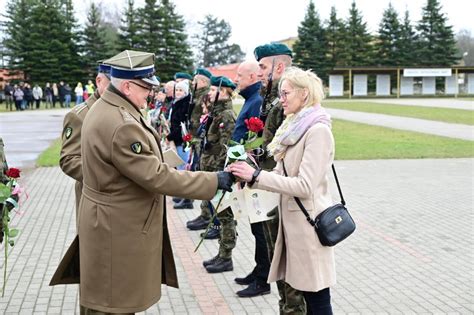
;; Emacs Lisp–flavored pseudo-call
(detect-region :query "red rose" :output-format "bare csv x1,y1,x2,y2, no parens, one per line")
6,168,21,179
245,117,264,133
182,134,192,142
148,102,156,110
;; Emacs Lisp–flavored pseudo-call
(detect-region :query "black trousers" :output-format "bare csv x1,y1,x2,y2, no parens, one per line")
250,221,270,285
303,288,332,315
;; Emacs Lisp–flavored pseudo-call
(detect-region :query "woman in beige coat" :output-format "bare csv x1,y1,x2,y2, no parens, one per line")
230,67,336,314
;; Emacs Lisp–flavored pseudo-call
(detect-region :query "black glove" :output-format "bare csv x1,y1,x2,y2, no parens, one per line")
216,171,235,192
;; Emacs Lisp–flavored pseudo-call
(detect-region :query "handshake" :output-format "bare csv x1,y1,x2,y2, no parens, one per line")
216,161,259,192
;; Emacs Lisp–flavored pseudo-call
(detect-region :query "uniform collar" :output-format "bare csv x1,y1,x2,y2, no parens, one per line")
239,81,262,100
101,85,143,123
85,91,99,109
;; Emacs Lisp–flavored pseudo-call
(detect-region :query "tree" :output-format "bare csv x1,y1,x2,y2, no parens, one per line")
195,14,245,67
293,1,330,81
375,3,402,66
81,2,110,80
118,0,140,50
456,30,474,66
156,0,193,80
325,6,348,68
344,1,373,66
416,0,457,66
398,10,418,66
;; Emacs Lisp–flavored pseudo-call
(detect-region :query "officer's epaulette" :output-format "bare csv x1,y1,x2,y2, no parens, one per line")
72,103,88,114
119,107,135,122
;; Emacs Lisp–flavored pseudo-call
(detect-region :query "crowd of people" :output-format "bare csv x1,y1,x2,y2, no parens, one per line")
2,80,96,111
49,44,337,315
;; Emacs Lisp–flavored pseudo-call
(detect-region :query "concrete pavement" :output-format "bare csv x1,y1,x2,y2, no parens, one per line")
0,159,472,314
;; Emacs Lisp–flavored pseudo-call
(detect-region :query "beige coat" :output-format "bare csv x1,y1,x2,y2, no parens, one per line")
59,92,99,215
77,86,218,313
255,123,336,292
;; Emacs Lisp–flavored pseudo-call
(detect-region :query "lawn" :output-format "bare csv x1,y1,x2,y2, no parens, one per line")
323,101,474,125
0,102,78,112
332,119,473,160
36,138,61,167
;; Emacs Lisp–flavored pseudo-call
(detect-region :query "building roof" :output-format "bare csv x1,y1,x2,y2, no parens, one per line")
207,63,241,82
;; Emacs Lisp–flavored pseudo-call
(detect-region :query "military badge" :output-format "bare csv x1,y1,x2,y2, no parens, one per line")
130,142,142,154
65,127,73,139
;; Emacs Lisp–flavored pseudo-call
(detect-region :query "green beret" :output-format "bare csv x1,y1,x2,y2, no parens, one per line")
194,68,212,79
210,76,236,90
174,72,192,80
254,43,293,61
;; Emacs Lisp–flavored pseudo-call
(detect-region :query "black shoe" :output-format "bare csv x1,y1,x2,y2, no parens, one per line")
187,217,210,230
235,273,255,285
236,281,271,298
203,255,219,267
174,200,193,209
205,257,233,273
172,197,182,203
200,225,220,239
186,215,206,228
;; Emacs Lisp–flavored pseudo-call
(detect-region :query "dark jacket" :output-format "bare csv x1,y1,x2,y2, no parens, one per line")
232,81,263,142
166,94,191,146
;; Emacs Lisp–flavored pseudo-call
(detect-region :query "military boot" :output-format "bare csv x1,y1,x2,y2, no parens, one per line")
187,216,210,230
186,215,208,228
174,199,193,209
202,255,219,267
205,257,233,273
200,224,220,239
236,281,271,298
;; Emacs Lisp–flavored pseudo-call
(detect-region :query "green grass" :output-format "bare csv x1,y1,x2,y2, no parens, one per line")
36,138,61,167
333,119,474,160
0,102,78,112
324,101,474,125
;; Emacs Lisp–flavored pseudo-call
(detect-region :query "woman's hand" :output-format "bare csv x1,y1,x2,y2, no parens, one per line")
229,161,256,182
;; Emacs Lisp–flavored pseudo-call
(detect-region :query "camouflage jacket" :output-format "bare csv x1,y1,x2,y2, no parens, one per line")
200,99,236,172
0,138,8,184
261,79,285,171
189,86,209,137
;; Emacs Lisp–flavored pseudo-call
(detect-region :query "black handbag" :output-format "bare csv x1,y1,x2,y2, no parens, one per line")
283,161,356,247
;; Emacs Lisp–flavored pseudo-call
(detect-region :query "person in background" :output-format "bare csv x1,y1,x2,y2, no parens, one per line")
58,81,66,108
32,84,43,109
230,67,336,315
52,83,59,108
64,83,72,108
75,82,83,105
85,79,95,97
13,84,24,111
4,82,14,111
45,82,53,109
24,83,33,110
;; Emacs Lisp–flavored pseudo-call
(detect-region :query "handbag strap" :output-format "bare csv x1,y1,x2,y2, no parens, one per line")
282,160,346,226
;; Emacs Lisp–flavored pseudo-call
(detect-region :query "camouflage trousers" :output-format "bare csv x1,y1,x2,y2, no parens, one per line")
263,208,306,315
199,200,212,220
217,207,236,259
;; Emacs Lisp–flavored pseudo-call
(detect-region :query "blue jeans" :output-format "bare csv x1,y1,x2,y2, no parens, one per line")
65,95,71,108
76,95,83,105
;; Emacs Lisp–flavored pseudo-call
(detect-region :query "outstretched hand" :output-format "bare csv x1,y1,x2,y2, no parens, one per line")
228,161,255,182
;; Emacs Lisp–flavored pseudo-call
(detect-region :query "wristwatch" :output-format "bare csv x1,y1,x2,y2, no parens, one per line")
248,168,262,187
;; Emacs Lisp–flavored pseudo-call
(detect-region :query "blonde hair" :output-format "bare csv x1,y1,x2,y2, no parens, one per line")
279,67,325,109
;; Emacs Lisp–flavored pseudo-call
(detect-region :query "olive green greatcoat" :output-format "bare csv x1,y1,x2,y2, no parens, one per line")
59,91,99,215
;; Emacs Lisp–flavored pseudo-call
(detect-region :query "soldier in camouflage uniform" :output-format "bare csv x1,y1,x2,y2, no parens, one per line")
0,137,18,244
59,63,111,219
255,43,307,314
186,68,214,231
199,76,237,273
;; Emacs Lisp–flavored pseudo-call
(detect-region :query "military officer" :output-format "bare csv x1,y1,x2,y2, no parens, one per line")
201,76,238,273
51,50,234,314
186,68,213,231
254,43,307,314
59,62,111,217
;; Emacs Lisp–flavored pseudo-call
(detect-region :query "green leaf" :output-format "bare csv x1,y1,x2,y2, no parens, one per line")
8,229,19,238
245,137,264,150
8,240,14,247
0,184,11,203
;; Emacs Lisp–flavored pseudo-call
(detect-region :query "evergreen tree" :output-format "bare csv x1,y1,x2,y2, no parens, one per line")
118,0,140,50
456,30,474,66
157,0,193,80
81,2,110,80
293,1,330,80
135,0,163,52
399,10,418,66
416,0,457,66
326,6,348,68
195,14,245,67
3,0,34,79
375,3,402,66
345,1,373,66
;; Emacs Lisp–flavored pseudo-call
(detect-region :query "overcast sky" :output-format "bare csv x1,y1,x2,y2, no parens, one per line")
1,0,472,58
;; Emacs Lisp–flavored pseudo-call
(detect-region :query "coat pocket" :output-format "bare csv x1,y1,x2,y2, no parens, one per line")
142,199,158,233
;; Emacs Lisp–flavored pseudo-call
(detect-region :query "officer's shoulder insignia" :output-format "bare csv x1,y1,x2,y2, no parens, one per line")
64,127,73,139
120,107,134,122
130,142,142,154
72,103,87,113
